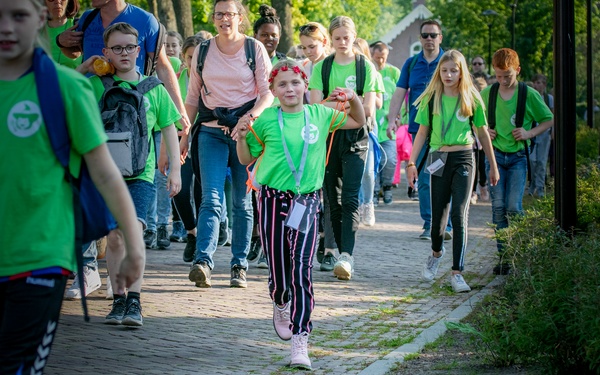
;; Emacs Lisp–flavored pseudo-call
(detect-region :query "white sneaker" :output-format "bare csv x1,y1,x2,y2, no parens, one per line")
450,274,472,293
358,204,365,223
422,249,444,281
290,332,312,370
470,191,478,205
362,202,375,227
333,253,354,280
105,276,114,300
479,185,490,201
65,266,101,300
273,302,292,341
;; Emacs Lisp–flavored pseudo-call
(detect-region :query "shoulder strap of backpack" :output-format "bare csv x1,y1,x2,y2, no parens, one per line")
32,48,90,323
196,39,211,95
275,50,287,62
100,75,116,90
137,76,163,95
321,54,335,99
80,8,100,34
144,21,166,76
355,54,366,97
487,82,500,129
244,37,257,73
416,98,433,175
515,81,528,128
404,55,419,84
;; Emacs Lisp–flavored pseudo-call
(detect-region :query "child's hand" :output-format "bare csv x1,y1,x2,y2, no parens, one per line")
76,55,102,75
488,128,497,140
231,114,254,141
329,87,356,102
407,164,418,189
166,172,182,198
179,137,189,163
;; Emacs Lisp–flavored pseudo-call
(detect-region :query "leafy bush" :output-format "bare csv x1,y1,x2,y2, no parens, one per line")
454,163,600,374
576,123,600,163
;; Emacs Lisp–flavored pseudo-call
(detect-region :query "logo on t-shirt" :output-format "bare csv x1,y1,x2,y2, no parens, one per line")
144,96,150,112
510,114,517,127
345,75,357,90
8,101,42,138
302,123,319,144
456,110,469,123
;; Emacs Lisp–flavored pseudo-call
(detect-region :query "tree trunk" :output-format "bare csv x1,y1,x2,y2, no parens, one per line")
148,0,158,19
172,0,195,37
156,0,177,32
271,0,293,55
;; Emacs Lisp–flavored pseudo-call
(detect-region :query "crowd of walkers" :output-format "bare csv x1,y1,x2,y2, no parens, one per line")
0,0,554,372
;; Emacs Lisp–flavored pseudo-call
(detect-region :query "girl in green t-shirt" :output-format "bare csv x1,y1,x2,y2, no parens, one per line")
407,50,500,293
45,0,82,69
233,59,366,371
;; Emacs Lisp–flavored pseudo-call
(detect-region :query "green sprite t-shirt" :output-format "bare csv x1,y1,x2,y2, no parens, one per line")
45,19,82,69
480,84,553,153
246,104,347,193
308,57,382,99
376,64,401,141
89,74,181,183
0,64,107,276
415,95,487,152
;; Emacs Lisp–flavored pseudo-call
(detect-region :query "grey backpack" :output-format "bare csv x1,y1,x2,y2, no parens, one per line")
99,75,162,177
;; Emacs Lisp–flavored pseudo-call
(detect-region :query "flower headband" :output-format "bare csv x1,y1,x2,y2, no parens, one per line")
268,65,308,83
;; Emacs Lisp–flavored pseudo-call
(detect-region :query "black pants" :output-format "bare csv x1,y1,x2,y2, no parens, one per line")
0,274,67,374
323,127,368,256
430,150,474,271
472,149,487,192
172,156,202,231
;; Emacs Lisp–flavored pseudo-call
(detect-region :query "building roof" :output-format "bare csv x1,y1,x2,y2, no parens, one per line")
380,4,433,44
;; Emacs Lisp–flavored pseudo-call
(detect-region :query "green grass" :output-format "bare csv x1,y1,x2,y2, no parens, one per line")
378,334,416,348
403,353,420,361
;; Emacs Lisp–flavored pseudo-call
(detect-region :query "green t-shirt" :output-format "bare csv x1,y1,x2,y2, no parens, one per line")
89,74,181,183
0,64,107,276
308,57,382,98
376,64,401,141
246,104,347,193
169,56,182,74
415,94,487,152
45,19,82,69
480,84,554,153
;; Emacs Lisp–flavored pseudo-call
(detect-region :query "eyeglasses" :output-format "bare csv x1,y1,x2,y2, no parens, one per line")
420,33,440,39
213,12,239,20
108,45,138,54
299,24,318,34
473,62,484,66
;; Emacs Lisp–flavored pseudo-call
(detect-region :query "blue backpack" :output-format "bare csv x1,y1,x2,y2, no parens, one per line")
34,48,116,321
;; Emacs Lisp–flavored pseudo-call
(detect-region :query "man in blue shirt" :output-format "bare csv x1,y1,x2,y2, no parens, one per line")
386,20,451,240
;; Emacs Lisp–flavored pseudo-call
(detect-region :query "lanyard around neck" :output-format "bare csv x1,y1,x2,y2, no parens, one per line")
440,95,460,142
278,108,310,193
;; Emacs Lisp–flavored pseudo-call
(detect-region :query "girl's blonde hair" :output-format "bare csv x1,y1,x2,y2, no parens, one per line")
328,16,356,38
268,59,309,90
28,0,49,52
353,38,371,60
414,49,485,118
299,21,331,55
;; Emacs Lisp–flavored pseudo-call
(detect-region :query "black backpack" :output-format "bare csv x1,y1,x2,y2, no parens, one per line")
320,53,366,99
98,75,162,177
81,9,166,76
487,81,532,154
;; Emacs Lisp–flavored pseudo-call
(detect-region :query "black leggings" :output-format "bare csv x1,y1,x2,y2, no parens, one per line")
0,274,67,374
472,149,487,192
430,150,474,271
172,157,202,231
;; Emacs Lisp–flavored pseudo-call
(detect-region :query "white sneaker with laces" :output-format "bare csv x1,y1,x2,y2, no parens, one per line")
65,266,101,300
422,248,444,281
450,273,472,293
105,276,114,300
333,253,354,280
479,185,490,201
290,332,312,370
273,302,292,341
363,202,375,226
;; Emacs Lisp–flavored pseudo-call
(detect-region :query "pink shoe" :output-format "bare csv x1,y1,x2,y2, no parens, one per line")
273,302,292,340
290,332,312,370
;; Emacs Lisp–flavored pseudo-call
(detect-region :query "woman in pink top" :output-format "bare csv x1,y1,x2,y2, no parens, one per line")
182,0,273,289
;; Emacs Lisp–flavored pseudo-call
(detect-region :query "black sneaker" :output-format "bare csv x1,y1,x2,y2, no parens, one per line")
144,230,157,249
320,253,336,272
247,236,262,262
230,265,247,288
157,225,170,249
122,298,143,327
316,237,325,264
373,193,380,207
383,186,393,205
408,187,419,201
183,233,196,262
493,262,511,275
217,221,230,247
105,295,126,325
189,262,212,288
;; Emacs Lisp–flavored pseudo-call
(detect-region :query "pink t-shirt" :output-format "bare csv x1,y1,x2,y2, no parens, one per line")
186,37,272,127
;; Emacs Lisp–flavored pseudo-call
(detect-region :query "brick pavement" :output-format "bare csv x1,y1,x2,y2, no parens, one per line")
45,185,498,375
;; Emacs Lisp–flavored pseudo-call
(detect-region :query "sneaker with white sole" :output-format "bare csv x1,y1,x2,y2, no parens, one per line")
65,266,101,300
105,276,114,300
419,228,431,240
362,202,375,226
383,188,393,205
450,274,472,293
105,295,126,325
273,302,292,341
290,332,312,370
422,248,444,281
333,253,354,280
444,231,452,242
122,298,143,327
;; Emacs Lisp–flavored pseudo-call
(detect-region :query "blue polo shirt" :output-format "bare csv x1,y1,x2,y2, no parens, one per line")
76,4,159,73
397,48,444,133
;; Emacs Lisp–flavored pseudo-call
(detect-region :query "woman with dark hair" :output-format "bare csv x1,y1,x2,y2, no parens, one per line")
182,0,273,289
253,4,286,63
45,0,82,69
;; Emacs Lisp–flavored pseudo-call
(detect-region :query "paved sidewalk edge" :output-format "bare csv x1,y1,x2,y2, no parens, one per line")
357,276,504,375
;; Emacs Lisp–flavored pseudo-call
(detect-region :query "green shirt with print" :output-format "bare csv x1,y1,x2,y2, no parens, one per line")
89,74,181,183
46,19,83,69
415,94,487,152
0,64,107,276
376,64,401,141
169,56,182,74
480,84,553,153
246,104,347,193
308,57,382,99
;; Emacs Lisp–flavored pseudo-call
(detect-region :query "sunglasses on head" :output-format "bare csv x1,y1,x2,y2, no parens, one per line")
299,24,318,34
420,33,439,39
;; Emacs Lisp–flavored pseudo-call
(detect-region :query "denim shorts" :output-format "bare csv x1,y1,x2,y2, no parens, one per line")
126,179,155,228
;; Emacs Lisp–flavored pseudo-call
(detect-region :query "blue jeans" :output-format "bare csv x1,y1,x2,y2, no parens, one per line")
529,128,551,196
82,241,97,270
146,132,172,231
486,148,527,251
359,134,375,205
194,126,252,269
375,139,397,192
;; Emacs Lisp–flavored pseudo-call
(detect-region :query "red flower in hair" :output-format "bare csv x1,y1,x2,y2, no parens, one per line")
281,65,289,72
292,66,301,74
